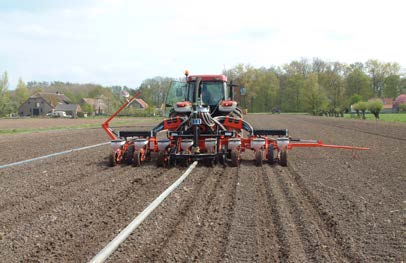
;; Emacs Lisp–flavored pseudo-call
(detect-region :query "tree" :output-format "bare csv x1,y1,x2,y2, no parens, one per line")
383,75,400,98
366,60,400,97
367,100,384,119
0,71,12,116
399,103,406,112
346,68,372,99
356,101,368,119
349,94,362,106
303,73,328,115
15,78,30,106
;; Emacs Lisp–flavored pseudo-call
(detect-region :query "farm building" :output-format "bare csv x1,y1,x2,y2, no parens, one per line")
134,98,149,109
18,92,73,117
80,98,108,115
54,103,82,118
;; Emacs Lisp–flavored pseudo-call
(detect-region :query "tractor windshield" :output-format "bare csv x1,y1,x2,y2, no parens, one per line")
188,81,225,106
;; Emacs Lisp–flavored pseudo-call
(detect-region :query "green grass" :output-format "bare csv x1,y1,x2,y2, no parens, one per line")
344,113,406,123
0,117,163,135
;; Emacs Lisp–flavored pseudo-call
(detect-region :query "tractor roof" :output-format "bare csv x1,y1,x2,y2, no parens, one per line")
188,75,227,82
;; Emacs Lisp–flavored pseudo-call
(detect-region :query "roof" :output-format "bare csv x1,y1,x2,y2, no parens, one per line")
188,75,227,82
382,98,394,105
81,98,107,108
55,103,81,112
134,98,149,109
31,92,70,107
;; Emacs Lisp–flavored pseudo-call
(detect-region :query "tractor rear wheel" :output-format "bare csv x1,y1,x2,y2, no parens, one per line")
279,149,288,167
255,150,263,167
268,145,275,165
133,150,141,167
230,149,240,167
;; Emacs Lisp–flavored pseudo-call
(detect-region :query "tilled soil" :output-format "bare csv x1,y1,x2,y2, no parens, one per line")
0,114,404,262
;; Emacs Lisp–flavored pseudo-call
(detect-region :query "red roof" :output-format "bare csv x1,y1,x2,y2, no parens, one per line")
382,98,394,105
135,98,149,109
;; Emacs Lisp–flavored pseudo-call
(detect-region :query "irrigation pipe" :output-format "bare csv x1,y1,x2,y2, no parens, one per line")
89,161,198,263
0,142,110,169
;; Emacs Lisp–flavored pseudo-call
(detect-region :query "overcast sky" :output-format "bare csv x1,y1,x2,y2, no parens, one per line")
0,0,405,89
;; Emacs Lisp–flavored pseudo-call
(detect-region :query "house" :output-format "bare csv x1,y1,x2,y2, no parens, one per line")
134,98,149,109
55,103,82,118
18,92,71,117
80,98,108,115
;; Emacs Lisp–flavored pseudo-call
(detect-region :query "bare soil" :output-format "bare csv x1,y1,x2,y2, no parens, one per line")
0,114,404,262
0,117,158,130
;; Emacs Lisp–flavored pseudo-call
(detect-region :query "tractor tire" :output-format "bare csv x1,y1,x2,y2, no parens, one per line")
126,145,134,165
268,145,275,165
133,150,141,167
280,149,288,167
230,149,240,167
255,150,263,167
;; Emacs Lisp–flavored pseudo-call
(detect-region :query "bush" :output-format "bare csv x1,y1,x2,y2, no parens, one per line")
353,101,368,119
367,100,384,119
399,103,406,112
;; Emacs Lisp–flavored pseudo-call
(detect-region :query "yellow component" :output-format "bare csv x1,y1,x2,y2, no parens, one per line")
185,69,189,76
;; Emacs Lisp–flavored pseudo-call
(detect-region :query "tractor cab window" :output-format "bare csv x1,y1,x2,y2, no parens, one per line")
188,81,225,106
166,81,187,106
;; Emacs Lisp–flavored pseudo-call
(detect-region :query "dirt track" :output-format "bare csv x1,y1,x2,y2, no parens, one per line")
0,114,404,262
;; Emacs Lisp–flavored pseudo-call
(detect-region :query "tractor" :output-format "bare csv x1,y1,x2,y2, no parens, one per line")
102,70,368,168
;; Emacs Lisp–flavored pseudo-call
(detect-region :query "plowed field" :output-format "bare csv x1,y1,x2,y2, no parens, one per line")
0,114,404,262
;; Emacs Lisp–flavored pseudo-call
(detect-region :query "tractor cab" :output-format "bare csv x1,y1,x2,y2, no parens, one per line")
165,72,239,118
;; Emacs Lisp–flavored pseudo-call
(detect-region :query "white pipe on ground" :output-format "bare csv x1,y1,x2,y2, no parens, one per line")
0,142,110,170
89,161,198,263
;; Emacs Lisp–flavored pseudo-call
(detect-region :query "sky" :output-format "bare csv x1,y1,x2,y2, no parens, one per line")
0,0,405,89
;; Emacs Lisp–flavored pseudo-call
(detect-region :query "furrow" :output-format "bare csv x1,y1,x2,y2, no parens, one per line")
223,165,258,262
261,165,308,262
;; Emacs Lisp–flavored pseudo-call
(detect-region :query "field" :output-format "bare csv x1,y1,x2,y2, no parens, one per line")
0,117,161,134
0,114,404,262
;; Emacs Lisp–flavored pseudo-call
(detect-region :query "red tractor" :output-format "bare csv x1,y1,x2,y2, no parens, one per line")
102,71,368,167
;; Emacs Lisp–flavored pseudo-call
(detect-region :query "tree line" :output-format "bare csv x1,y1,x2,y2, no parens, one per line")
223,59,405,115
1,58,405,117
